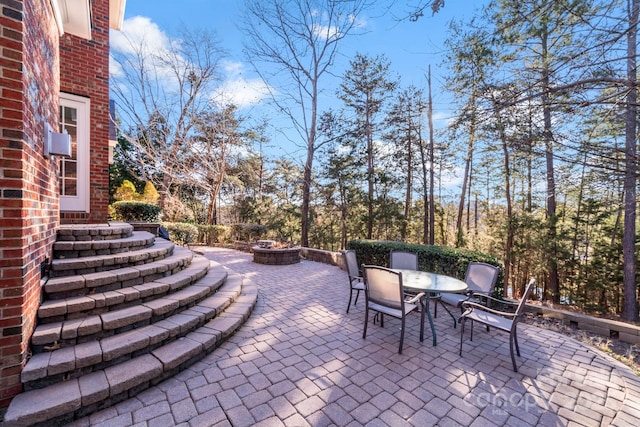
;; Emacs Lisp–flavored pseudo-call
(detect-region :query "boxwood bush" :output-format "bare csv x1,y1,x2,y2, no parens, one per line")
347,239,504,297
162,222,199,246
111,201,162,222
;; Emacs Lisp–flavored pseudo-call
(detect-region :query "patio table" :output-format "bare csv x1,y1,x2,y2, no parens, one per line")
394,269,468,346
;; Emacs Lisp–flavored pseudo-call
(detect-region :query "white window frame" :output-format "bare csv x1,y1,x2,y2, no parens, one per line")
59,93,90,212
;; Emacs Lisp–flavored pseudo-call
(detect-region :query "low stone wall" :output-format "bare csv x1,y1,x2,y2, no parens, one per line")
299,248,345,270
129,222,160,237
525,304,640,345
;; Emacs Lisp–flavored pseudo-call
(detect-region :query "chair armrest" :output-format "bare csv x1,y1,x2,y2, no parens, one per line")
461,301,518,319
405,292,425,304
481,294,517,305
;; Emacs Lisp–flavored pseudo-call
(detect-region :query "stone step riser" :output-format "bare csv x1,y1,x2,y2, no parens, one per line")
55,222,134,242
30,269,232,353
52,231,156,259
49,240,175,278
37,256,210,323
43,247,194,299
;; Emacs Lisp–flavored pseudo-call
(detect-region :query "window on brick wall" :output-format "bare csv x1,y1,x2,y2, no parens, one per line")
59,93,90,212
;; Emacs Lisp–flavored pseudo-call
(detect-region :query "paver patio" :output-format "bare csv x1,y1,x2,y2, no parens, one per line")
69,247,640,426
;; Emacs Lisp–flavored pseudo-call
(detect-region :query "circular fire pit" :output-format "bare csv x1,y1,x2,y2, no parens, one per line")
252,246,301,265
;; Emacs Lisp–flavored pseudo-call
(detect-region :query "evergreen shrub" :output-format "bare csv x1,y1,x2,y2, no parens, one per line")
163,222,199,246
111,201,162,222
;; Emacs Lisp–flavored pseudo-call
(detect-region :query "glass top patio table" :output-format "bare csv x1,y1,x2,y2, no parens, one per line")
394,269,468,346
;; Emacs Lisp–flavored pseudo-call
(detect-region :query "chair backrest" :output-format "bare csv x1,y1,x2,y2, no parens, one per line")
464,262,499,294
362,265,404,311
343,250,361,279
515,278,536,317
389,251,418,270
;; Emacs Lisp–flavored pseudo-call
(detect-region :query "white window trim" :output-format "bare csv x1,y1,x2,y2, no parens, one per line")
59,93,90,212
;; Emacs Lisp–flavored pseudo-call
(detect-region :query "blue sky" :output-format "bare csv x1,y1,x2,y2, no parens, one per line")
114,1,487,161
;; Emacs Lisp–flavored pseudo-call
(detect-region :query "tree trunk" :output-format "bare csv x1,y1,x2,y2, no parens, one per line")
541,30,560,304
427,66,435,245
456,114,475,247
366,96,374,240
622,0,639,321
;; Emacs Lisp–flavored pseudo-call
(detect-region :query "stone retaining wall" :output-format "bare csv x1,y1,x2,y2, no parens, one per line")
300,248,345,269
526,304,640,345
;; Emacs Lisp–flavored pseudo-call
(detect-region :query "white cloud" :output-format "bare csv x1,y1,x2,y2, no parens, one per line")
110,16,171,56
212,61,272,109
109,16,185,90
312,23,341,40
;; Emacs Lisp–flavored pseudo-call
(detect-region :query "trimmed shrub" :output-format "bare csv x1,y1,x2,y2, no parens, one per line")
347,239,504,297
111,201,162,222
162,222,199,246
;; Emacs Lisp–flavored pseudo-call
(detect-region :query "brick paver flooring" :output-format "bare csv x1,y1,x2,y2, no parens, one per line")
71,247,640,426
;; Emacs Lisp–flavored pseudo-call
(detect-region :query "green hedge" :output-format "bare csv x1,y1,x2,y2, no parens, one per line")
347,239,504,297
111,201,162,222
162,222,199,246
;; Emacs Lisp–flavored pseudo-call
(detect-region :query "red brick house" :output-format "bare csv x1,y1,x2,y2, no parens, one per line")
0,0,125,410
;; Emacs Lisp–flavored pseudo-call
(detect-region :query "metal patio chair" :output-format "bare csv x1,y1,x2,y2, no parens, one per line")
459,278,536,372
440,262,500,313
362,265,425,354
343,250,365,313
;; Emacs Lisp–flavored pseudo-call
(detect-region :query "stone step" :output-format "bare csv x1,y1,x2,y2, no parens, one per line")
30,265,230,353
3,276,258,427
52,230,156,259
43,246,194,299
22,273,240,390
38,255,210,322
48,238,175,278
56,222,134,241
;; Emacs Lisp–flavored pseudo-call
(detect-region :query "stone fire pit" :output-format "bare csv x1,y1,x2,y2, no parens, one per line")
252,245,301,265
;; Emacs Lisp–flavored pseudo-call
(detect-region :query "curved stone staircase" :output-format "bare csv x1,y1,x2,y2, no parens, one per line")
3,223,257,427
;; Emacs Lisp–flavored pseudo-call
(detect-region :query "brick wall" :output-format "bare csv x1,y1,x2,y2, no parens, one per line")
0,0,60,409
59,0,111,224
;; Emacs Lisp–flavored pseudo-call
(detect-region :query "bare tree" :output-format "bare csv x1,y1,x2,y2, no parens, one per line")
110,27,225,216
241,0,371,247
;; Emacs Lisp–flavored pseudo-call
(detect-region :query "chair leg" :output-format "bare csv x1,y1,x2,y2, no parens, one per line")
459,317,466,356
347,289,354,313
399,316,405,354
509,330,518,372
354,289,360,306
513,326,520,356
419,299,425,342
362,306,369,339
